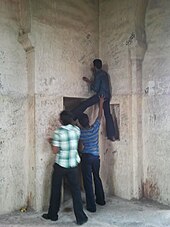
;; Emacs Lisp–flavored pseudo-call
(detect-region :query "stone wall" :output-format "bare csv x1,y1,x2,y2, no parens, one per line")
31,0,99,210
0,0,28,213
99,0,135,200
100,0,170,205
1,0,170,215
0,0,99,214
143,0,170,205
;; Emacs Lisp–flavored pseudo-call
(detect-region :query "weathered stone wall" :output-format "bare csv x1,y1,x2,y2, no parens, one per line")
0,0,99,214
1,0,170,215
100,0,170,205
99,0,135,199
30,0,99,210
0,0,28,214
143,0,170,205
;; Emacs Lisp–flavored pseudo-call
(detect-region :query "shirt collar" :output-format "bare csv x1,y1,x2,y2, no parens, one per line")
61,124,73,130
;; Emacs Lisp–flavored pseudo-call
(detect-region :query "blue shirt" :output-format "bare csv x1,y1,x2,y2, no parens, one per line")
90,69,111,99
80,118,100,156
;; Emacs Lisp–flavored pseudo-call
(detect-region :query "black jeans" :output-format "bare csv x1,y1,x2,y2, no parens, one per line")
71,94,115,139
47,163,87,223
81,154,105,211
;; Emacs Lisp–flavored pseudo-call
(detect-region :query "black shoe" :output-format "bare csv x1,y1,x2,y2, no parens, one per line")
42,213,58,221
108,137,116,142
77,217,88,225
96,201,106,206
86,207,96,213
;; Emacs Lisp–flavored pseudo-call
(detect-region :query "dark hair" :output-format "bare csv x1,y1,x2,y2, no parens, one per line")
78,113,89,128
93,59,102,69
60,110,74,126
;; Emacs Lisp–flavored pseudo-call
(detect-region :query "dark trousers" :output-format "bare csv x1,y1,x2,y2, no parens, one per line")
71,94,115,139
81,154,105,211
48,163,87,223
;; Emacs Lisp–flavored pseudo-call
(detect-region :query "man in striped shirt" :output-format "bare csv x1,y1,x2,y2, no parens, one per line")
78,97,106,213
42,110,88,225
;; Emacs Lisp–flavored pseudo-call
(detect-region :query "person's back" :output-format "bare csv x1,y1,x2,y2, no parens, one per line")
42,110,88,225
80,118,100,157
54,124,80,168
91,69,111,99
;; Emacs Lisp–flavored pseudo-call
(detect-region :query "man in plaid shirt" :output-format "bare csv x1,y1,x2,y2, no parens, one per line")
42,110,88,225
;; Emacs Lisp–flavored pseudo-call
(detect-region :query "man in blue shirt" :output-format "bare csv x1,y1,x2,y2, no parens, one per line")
71,59,116,141
78,97,105,213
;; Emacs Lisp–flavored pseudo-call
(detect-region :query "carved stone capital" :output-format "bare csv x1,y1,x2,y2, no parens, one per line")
18,33,34,52
129,40,147,61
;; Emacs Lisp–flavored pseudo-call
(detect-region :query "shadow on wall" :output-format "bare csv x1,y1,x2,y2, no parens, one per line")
111,104,120,140
62,97,86,201
100,119,116,196
63,97,86,111
142,179,160,201
42,117,60,210
102,64,120,140
42,152,54,211
103,63,113,98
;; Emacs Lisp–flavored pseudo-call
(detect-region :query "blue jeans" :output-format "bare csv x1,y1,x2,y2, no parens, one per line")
81,154,105,211
71,94,116,139
47,163,87,223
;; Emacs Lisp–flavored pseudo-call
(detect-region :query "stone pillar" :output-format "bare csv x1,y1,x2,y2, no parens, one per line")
18,0,36,209
129,43,146,199
18,33,36,209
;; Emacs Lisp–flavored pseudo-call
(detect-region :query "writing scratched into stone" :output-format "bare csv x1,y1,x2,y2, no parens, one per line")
0,51,5,64
40,99,60,107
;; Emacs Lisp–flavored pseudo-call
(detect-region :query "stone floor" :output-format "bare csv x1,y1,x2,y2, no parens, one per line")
0,197,170,227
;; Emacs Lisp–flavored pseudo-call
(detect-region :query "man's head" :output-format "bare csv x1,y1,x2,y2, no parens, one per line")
78,113,89,128
93,59,102,70
60,110,73,125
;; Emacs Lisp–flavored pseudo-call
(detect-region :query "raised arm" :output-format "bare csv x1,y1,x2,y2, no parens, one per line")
82,76,93,84
98,96,104,121
78,140,84,153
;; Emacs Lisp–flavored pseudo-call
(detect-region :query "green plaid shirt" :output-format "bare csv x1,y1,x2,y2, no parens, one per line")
52,124,81,168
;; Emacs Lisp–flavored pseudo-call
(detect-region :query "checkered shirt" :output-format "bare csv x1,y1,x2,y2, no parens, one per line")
52,124,81,168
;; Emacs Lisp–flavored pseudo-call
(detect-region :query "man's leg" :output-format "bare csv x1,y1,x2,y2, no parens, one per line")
43,163,63,221
66,166,88,225
103,99,116,140
92,157,105,205
81,155,96,212
71,95,99,120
